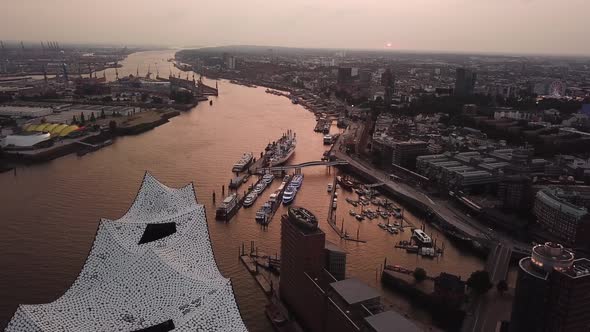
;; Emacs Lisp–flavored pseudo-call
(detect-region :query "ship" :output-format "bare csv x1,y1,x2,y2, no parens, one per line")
267,131,296,167
290,174,303,189
232,152,253,172
215,193,239,221
282,185,297,205
255,201,273,224
242,192,258,208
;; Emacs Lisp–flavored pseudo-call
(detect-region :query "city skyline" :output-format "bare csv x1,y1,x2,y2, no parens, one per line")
2,0,590,56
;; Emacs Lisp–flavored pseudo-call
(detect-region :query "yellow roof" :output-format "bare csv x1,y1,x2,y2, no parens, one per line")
34,123,51,132
44,123,59,133
59,125,80,137
51,124,69,135
24,124,37,131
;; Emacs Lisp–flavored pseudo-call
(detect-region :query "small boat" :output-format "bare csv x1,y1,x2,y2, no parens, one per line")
355,214,365,221
282,185,297,205
378,223,386,229
419,247,437,258
380,211,389,219
323,134,334,145
209,100,213,106
252,183,266,195
349,210,356,216
327,183,333,192
412,229,433,247
255,202,273,224
262,174,274,185
405,245,419,253
332,198,337,209
243,192,258,208
392,207,402,218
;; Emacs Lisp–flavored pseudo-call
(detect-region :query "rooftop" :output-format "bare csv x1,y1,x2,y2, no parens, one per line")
364,310,421,332
330,278,380,305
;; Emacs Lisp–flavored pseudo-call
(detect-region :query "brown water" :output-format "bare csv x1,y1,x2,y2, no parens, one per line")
0,51,484,331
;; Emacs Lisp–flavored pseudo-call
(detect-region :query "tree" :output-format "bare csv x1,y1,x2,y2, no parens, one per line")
90,112,96,122
100,109,106,119
72,115,77,124
467,270,493,294
497,280,508,294
413,267,427,282
108,120,117,132
80,112,86,124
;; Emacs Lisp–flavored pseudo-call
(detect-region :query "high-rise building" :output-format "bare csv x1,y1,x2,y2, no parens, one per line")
381,68,395,105
454,68,477,96
337,67,352,85
510,242,590,332
280,207,326,331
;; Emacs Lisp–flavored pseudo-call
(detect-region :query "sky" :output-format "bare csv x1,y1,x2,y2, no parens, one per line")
1,0,589,55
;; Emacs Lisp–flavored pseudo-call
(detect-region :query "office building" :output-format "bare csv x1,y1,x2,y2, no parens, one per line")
497,175,532,210
381,68,395,105
337,67,352,85
325,241,347,280
280,207,326,331
510,242,590,332
454,68,477,96
533,187,590,247
391,140,429,169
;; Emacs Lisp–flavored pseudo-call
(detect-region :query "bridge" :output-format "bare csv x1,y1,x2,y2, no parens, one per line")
255,159,348,174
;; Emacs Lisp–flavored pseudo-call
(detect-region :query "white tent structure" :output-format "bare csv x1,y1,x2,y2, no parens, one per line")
6,173,248,332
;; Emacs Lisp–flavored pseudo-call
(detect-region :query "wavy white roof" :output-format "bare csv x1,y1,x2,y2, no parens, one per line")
6,172,248,332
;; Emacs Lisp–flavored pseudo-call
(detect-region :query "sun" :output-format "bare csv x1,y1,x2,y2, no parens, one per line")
386,42,393,48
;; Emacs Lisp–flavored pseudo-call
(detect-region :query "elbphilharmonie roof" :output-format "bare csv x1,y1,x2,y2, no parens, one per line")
6,172,248,332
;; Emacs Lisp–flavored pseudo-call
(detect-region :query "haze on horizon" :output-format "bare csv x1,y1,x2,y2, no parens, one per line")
1,0,589,56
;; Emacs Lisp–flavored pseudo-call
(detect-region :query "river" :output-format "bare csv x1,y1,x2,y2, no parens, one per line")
0,50,485,331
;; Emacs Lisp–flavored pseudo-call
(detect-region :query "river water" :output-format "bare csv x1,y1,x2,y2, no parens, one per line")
0,50,484,330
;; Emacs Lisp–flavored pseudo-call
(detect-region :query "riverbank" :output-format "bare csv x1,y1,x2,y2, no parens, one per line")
1,109,180,163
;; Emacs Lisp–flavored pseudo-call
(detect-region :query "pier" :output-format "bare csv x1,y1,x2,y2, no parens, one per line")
327,175,367,243
238,241,279,295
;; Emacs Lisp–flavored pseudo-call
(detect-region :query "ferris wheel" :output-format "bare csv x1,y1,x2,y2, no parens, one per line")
549,80,566,97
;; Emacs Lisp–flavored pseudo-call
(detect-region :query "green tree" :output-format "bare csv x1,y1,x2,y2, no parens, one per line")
467,270,493,294
108,120,117,132
80,112,86,124
100,109,106,119
497,280,508,294
90,112,96,122
413,267,427,283
72,115,77,124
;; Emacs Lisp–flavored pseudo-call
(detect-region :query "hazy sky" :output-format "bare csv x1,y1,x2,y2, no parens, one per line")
2,0,589,55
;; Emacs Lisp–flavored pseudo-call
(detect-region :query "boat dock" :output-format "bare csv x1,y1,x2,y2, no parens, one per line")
262,175,292,227
238,241,279,295
327,176,367,243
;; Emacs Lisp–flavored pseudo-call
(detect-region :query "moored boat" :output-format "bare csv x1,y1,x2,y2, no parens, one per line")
243,192,258,208
267,131,297,167
282,185,297,205
232,152,253,173
216,193,239,221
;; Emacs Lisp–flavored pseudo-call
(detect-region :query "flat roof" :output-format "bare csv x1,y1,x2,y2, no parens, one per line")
330,278,380,305
364,311,421,332
325,240,346,254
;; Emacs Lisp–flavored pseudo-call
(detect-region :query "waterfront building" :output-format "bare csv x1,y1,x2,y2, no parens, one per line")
280,207,326,332
533,187,590,248
5,173,247,331
510,242,590,332
324,241,347,281
454,68,477,96
279,207,419,332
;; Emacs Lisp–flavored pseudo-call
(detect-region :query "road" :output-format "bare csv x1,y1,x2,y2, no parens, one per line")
332,128,530,254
